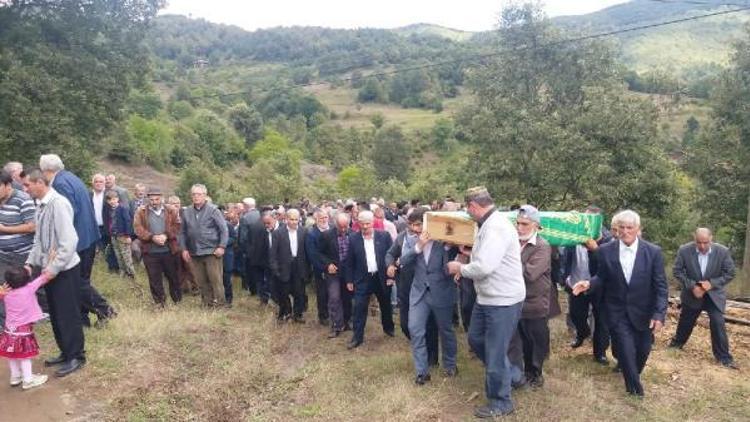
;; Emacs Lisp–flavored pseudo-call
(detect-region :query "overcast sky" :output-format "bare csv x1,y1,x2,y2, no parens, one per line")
161,0,630,32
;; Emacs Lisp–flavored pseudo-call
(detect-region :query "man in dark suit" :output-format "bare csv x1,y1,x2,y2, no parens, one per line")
269,208,307,322
247,209,277,305
239,198,260,293
399,208,458,385
344,210,394,349
319,212,353,337
40,154,115,328
669,227,737,369
573,209,668,397
304,208,330,325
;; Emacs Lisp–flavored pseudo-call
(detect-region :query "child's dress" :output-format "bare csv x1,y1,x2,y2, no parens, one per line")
0,274,47,359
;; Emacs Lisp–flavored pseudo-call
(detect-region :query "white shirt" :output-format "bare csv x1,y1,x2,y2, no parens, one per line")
92,190,104,226
619,238,639,284
697,247,711,278
363,236,378,273
289,228,298,258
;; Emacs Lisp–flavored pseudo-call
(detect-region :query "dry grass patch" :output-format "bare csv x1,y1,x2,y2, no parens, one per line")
48,263,750,421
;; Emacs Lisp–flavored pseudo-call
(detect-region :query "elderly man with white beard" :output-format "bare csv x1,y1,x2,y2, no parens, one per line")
507,205,551,389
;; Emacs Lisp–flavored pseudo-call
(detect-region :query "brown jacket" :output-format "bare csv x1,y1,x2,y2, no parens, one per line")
133,206,181,255
520,235,551,319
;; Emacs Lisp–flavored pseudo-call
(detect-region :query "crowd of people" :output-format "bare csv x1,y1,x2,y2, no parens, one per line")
0,155,740,419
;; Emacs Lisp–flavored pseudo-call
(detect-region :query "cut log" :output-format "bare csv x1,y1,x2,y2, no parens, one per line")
725,316,750,327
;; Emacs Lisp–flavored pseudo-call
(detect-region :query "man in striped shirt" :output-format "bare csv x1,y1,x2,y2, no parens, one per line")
0,170,36,327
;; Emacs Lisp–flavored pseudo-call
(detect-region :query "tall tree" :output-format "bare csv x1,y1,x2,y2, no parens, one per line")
0,0,165,174
372,125,411,183
457,3,681,244
686,27,750,294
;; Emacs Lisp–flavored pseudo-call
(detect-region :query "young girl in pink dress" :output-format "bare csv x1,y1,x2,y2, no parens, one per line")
0,267,50,390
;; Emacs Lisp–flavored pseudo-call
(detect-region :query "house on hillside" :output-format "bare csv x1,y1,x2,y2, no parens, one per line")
193,59,210,69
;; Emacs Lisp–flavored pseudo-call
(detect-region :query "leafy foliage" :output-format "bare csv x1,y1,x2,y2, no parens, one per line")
0,0,165,175
458,3,685,245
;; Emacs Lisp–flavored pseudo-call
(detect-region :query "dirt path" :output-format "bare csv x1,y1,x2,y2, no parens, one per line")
0,363,88,422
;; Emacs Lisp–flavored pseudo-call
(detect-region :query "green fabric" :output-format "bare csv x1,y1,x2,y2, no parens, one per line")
425,211,602,247
499,211,602,247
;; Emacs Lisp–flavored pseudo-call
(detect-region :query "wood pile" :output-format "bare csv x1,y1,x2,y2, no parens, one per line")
669,296,750,327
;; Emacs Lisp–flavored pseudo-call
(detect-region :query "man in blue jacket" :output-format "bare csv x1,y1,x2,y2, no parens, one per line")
40,154,115,329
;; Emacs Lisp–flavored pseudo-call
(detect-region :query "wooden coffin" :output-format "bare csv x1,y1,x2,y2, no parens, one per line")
423,212,477,246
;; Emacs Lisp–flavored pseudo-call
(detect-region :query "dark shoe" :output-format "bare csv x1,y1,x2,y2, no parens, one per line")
384,330,395,337
668,339,684,349
511,376,528,390
44,355,66,367
720,360,739,370
570,335,588,348
443,367,458,378
347,339,362,350
342,323,352,332
319,318,329,326
474,405,513,418
529,374,544,389
94,318,110,329
628,390,645,398
415,373,431,385
328,330,341,339
594,356,609,366
293,316,305,324
55,359,85,378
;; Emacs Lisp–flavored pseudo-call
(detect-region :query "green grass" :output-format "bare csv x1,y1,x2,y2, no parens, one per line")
308,85,470,131
38,260,750,420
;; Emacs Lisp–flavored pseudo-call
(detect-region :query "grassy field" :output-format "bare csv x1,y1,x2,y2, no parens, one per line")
306,84,469,132
25,260,750,421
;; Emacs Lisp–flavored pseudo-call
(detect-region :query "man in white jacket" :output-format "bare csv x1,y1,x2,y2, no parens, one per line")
448,186,525,419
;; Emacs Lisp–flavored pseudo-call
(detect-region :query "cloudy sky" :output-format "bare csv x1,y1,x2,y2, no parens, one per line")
161,0,630,32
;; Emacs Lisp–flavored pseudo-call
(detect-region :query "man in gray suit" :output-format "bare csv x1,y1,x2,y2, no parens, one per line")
669,227,737,369
401,208,458,385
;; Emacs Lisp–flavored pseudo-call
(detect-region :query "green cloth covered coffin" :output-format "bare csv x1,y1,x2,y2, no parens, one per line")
498,211,602,247
424,211,602,247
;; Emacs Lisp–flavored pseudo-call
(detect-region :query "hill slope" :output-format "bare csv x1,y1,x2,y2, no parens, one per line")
553,0,750,71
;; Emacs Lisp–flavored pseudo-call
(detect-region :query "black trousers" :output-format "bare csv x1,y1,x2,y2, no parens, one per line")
241,253,255,293
459,277,476,332
610,317,652,395
79,244,114,325
673,296,732,363
509,317,550,379
342,277,353,326
248,265,270,302
313,270,329,322
274,260,305,318
568,290,610,358
143,252,182,305
398,274,438,365
46,264,86,361
352,273,394,343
